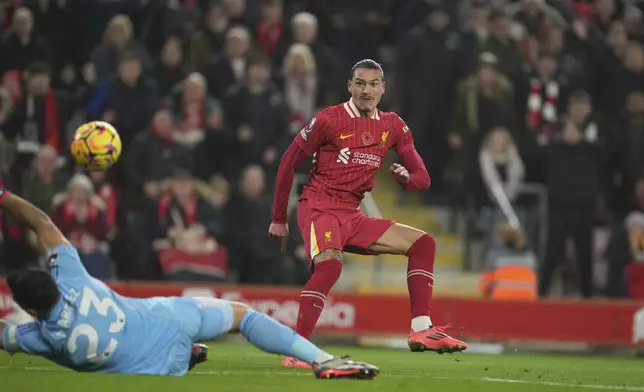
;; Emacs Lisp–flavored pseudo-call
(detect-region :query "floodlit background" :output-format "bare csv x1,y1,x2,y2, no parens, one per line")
0,0,643,367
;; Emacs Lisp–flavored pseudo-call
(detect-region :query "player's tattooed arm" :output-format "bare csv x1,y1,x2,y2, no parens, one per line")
0,190,71,253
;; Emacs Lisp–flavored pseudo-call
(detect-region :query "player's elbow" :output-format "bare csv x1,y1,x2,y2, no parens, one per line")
280,141,308,170
402,175,430,191
420,173,431,189
32,211,55,233
35,216,70,251
276,154,294,173
410,170,431,190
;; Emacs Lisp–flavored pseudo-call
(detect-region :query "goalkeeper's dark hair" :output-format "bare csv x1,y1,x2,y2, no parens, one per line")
7,269,60,316
350,59,384,80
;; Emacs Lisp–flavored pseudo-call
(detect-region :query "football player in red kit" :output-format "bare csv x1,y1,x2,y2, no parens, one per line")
269,59,467,368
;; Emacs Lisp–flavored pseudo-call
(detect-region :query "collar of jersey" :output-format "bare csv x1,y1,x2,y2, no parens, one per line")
348,98,380,120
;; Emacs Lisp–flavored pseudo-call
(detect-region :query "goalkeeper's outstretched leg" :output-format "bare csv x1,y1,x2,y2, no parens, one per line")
185,297,379,380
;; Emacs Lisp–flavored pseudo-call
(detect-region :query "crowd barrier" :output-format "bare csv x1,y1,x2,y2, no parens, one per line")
2,281,644,347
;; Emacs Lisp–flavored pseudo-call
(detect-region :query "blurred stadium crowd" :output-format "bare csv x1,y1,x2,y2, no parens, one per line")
0,0,643,298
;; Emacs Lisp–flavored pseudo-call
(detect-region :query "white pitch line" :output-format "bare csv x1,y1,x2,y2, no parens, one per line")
480,378,644,391
193,370,644,390
192,370,310,377
23,366,63,372
2,366,644,390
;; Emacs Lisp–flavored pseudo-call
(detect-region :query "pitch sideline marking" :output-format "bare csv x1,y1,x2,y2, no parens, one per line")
2,366,644,390
195,372,644,390
480,378,644,391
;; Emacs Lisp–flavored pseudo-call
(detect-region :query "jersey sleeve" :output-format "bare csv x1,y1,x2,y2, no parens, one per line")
392,114,414,153
2,322,53,355
294,112,333,156
272,142,310,224
47,244,89,281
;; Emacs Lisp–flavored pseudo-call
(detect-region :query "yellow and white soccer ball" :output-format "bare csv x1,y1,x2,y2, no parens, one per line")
70,121,122,170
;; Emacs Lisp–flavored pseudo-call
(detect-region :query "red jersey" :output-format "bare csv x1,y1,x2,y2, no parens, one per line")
295,99,414,207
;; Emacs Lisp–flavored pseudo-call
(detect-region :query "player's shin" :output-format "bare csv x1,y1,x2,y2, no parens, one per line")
239,310,334,364
295,259,342,339
406,234,436,332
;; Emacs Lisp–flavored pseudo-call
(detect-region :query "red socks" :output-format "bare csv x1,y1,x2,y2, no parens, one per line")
295,235,435,337
295,258,342,339
406,234,436,323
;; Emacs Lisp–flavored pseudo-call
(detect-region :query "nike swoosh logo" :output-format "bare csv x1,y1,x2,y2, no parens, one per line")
313,303,324,310
339,134,354,140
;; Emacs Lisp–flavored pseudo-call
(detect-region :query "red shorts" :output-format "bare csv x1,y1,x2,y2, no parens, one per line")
297,196,395,262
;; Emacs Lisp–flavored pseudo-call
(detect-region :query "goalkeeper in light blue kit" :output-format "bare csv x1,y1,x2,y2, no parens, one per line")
0,188,378,379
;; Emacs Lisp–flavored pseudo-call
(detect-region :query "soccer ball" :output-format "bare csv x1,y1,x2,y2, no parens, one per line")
70,121,122,170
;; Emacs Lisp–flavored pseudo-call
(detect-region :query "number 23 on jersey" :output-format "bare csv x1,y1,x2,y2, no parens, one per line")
67,287,125,365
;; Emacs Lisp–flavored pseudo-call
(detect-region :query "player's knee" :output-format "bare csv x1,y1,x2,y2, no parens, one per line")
229,301,253,331
313,248,343,264
406,233,435,257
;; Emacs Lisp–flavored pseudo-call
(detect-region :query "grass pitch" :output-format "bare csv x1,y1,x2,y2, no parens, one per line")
1,342,643,392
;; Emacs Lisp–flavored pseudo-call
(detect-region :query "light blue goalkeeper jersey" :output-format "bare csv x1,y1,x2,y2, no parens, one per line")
2,245,193,375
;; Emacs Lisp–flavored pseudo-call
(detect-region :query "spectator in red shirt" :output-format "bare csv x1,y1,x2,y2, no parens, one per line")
51,174,114,279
